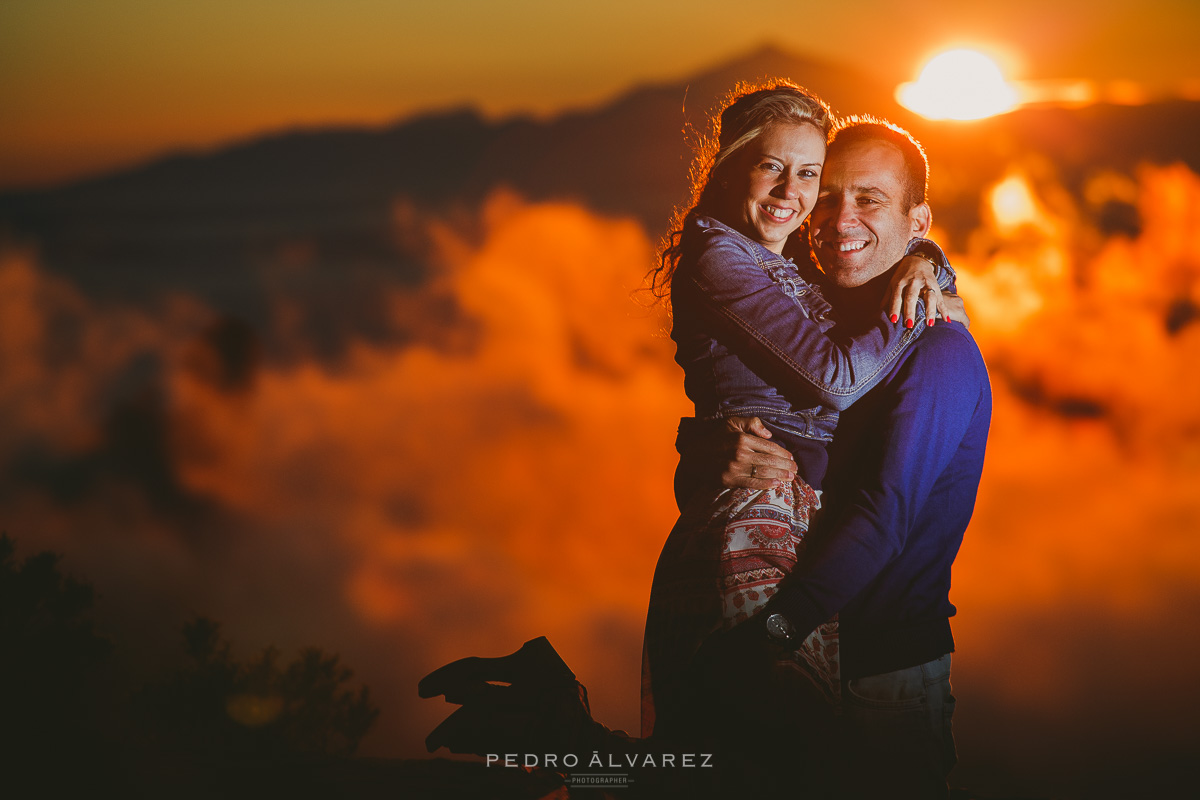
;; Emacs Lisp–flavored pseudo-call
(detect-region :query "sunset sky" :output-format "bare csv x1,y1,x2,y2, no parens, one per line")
2,0,1198,188
3,2,1200,797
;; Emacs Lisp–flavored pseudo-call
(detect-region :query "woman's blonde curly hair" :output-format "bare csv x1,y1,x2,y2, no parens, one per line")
647,80,832,307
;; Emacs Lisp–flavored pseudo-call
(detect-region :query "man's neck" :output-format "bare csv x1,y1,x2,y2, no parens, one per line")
825,268,895,327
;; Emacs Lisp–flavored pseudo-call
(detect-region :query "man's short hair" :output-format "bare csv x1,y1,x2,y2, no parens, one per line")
828,116,929,211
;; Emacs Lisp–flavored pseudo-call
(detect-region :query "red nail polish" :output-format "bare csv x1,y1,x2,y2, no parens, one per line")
905,318,914,328
944,315,951,323
927,318,934,327
890,314,899,323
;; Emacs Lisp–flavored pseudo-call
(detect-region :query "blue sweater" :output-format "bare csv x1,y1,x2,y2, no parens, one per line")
768,319,992,679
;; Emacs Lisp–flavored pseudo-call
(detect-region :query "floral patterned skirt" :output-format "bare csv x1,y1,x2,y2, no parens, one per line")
640,478,840,738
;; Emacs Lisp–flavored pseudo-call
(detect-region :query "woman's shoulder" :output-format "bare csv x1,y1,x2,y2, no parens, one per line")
689,215,749,244
684,215,772,266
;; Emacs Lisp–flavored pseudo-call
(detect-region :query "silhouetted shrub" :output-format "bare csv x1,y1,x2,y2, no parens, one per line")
0,533,114,793
136,616,379,761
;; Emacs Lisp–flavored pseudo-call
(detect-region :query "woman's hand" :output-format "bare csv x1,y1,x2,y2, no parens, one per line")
718,416,797,490
886,255,948,328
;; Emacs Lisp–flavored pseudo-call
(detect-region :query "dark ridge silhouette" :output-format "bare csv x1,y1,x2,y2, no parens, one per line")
0,42,1196,357
0,48,801,363
0,44,895,313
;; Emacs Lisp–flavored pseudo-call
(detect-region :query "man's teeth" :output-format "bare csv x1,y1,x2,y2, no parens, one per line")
837,241,866,252
765,206,794,219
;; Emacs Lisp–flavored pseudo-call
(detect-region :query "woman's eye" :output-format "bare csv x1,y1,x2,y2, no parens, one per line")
799,169,818,179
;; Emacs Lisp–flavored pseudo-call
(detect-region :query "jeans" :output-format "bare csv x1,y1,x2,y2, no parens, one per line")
840,653,956,800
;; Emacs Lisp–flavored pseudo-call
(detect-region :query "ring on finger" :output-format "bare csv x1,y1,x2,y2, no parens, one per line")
750,465,758,478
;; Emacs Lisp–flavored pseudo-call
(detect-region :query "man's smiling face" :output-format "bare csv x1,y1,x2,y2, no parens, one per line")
810,138,931,288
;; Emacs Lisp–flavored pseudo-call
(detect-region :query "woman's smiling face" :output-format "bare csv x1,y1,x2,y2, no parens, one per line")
720,121,826,254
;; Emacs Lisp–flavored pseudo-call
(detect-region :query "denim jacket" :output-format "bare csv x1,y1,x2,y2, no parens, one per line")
671,215,954,444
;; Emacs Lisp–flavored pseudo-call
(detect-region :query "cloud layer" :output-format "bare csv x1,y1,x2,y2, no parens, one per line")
3,165,1200,794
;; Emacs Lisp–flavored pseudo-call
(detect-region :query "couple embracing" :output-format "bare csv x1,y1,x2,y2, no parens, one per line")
420,79,991,800
640,81,991,799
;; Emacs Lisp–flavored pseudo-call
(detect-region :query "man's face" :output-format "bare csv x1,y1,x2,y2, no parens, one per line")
810,139,931,288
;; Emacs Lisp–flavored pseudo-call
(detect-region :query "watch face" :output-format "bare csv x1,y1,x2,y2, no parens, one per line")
766,614,793,640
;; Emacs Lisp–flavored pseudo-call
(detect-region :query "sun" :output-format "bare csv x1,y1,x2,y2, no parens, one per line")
896,49,1018,120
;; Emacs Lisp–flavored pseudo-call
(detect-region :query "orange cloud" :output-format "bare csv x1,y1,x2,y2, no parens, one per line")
3,169,1200,783
937,164,1200,789
157,192,690,737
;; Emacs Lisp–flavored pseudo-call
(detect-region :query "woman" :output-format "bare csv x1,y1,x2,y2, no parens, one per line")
641,81,959,755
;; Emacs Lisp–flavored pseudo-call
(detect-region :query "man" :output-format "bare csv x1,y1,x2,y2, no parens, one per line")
693,117,992,799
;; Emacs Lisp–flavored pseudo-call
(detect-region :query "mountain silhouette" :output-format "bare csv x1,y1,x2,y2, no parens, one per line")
1,42,1197,353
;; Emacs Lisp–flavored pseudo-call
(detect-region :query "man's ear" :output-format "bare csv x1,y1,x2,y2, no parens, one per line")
909,202,932,237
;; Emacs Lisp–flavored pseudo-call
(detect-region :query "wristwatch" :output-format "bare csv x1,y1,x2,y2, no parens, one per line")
905,238,954,283
764,613,796,646
905,244,943,279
